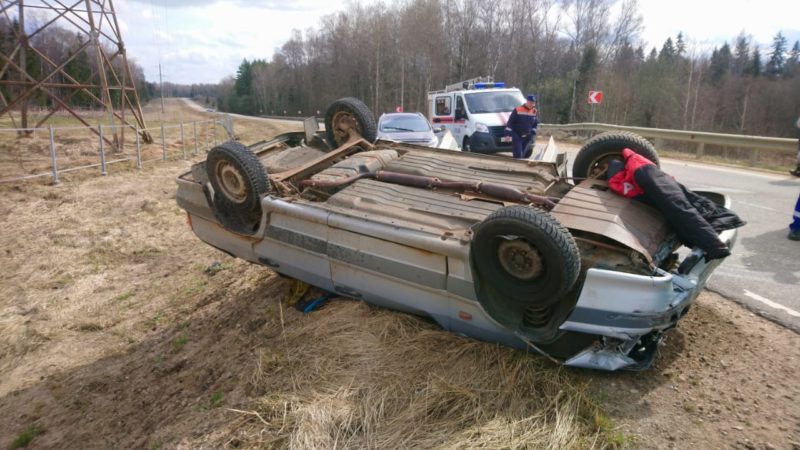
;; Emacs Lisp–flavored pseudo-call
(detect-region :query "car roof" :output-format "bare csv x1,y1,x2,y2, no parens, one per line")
379,112,425,119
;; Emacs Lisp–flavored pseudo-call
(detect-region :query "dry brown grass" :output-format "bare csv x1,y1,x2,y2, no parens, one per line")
229,300,604,449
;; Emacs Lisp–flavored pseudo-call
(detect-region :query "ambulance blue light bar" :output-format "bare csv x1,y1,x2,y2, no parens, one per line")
474,82,505,89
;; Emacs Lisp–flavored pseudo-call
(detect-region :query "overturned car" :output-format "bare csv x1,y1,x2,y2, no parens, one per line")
176,97,739,371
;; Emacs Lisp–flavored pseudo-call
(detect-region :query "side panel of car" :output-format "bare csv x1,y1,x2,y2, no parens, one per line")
255,203,337,293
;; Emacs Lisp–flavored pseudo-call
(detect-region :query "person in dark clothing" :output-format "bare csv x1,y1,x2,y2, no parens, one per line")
608,149,746,261
505,94,539,159
789,193,800,241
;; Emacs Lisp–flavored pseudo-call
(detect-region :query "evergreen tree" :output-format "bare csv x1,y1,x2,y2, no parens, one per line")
784,40,800,77
231,59,255,114
658,37,676,62
748,48,762,77
234,59,253,97
675,32,686,56
709,43,732,85
635,46,645,63
732,33,750,76
766,31,787,76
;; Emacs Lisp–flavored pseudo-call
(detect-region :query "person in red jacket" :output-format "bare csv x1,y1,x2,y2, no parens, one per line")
607,148,745,261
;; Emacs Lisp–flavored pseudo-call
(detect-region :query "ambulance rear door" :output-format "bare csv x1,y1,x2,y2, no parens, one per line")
430,93,455,137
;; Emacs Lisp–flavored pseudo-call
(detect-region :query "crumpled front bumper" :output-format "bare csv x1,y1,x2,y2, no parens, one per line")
557,226,737,370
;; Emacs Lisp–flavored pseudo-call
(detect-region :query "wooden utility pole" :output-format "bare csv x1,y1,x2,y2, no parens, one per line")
0,0,153,145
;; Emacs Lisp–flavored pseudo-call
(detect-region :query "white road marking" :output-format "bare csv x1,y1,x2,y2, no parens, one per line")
743,290,800,317
661,159,786,179
734,200,781,212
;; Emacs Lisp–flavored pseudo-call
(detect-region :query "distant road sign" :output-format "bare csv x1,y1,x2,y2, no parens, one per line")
588,91,603,104
395,106,404,113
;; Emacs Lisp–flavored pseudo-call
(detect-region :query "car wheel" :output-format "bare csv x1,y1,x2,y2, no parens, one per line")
462,137,471,152
572,131,659,180
471,206,580,307
324,97,377,148
206,141,270,235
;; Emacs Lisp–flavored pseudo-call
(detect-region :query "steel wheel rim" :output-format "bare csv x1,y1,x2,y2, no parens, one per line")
332,110,362,145
588,152,620,178
215,160,247,203
497,238,543,280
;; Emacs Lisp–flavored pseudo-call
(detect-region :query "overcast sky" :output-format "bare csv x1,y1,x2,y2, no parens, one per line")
112,0,800,85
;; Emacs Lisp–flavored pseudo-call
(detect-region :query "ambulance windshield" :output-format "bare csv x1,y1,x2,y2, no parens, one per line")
464,90,526,113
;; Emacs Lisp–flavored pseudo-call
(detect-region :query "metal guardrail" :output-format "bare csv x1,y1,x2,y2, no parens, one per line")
540,123,797,155
260,115,307,122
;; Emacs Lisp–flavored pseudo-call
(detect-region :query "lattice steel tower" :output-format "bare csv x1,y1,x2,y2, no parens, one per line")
0,0,152,145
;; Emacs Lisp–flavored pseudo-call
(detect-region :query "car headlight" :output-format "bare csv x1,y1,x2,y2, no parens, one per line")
475,123,489,133
428,136,439,147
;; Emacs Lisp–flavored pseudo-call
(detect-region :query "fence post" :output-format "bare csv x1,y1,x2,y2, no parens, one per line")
135,126,142,169
48,125,60,185
205,122,209,152
193,121,198,155
212,119,217,145
99,125,108,176
749,148,759,166
180,123,187,159
161,123,167,160
696,142,705,158
228,115,234,140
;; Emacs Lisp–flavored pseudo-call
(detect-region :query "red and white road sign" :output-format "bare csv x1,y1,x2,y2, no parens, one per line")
395,106,404,113
588,90,603,104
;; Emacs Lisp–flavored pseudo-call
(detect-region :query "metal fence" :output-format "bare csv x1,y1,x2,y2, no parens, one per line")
541,123,798,166
0,115,234,185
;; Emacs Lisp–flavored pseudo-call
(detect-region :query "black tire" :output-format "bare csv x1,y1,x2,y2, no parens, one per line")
572,131,659,180
462,137,471,152
471,206,580,307
324,97,377,148
206,141,270,235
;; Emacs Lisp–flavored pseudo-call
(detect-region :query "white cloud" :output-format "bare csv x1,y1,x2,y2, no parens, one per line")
638,0,799,52
116,0,348,83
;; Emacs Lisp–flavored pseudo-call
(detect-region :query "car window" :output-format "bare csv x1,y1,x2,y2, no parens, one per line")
465,91,526,113
435,96,451,115
379,116,432,132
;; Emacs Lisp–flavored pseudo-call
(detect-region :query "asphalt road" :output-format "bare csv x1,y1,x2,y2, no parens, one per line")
661,159,800,332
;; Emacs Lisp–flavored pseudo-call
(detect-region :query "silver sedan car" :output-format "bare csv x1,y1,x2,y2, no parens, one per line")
377,112,439,147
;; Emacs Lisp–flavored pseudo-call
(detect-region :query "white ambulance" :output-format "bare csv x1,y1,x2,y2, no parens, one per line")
427,77,527,153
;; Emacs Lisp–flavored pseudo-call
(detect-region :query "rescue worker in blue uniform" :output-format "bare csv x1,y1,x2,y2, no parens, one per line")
505,94,539,159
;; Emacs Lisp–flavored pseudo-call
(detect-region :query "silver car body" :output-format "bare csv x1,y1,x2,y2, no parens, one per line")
177,131,737,371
